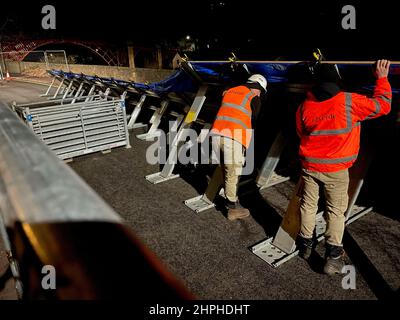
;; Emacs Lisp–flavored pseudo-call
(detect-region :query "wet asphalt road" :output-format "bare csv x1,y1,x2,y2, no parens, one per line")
0,81,399,300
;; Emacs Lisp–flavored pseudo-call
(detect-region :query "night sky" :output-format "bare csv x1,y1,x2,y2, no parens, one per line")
1,0,399,60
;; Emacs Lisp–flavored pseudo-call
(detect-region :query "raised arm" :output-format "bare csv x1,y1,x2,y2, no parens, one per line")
351,59,392,122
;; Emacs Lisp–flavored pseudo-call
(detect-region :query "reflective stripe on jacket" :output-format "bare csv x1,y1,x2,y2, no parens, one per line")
210,86,256,148
296,77,392,172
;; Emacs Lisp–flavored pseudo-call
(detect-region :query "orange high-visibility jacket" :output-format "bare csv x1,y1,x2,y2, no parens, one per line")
296,77,392,172
210,85,257,148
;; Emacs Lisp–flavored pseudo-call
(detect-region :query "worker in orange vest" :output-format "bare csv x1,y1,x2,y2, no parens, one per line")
210,74,267,220
296,60,392,275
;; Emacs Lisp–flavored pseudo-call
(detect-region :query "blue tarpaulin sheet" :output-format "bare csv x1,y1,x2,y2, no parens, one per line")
190,62,400,94
49,61,400,95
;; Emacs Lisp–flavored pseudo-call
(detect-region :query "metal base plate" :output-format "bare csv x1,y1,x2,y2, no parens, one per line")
347,205,373,224
136,132,160,141
184,195,215,213
145,172,180,184
131,123,148,130
260,173,291,190
251,237,299,268
250,206,372,268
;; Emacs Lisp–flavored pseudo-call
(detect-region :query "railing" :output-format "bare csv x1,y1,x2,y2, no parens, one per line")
0,101,192,299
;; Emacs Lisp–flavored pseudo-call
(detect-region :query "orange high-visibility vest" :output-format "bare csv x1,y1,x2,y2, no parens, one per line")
296,77,392,172
210,86,257,148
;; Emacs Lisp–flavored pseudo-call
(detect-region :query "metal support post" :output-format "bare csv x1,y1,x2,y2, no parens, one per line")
256,130,290,189
71,81,85,104
79,88,86,98
51,78,65,99
120,98,131,149
67,84,76,97
40,77,56,97
85,85,96,102
127,94,147,130
62,79,74,100
145,85,208,184
136,100,170,140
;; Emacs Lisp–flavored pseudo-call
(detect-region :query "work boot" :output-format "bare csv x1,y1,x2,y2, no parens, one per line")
324,244,345,275
226,201,250,221
297,236,313,260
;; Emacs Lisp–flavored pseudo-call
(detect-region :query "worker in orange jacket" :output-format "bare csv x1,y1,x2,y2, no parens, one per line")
210,74,267,220
296,60,392,275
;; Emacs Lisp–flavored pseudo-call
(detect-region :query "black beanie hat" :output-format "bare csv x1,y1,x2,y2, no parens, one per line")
314,64,341,83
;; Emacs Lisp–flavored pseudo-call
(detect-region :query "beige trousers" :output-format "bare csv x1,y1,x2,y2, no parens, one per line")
212,136,245,203
299,168,349,246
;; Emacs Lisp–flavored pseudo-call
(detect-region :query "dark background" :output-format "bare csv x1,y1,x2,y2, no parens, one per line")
0,0,398,60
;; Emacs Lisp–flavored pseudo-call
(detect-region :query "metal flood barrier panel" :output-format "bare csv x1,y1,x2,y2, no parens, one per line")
14,95,131,160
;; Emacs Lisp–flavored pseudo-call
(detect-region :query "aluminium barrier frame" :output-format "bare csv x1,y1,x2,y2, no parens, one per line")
14,94,131,160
